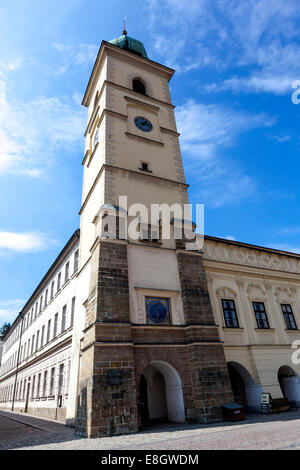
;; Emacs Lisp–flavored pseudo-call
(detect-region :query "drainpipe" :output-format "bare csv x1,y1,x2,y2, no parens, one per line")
11,313,24,412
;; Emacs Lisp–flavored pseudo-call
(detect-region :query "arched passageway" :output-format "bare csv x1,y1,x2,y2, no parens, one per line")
139,361,185,426
278,365,300,405
227,362,263,412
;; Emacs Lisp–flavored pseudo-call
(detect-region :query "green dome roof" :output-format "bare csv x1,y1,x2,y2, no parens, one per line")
109,33,148,59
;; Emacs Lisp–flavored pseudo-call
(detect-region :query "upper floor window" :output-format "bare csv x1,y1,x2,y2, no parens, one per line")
47,319,51,343
45,289,48,307
133,78,146,95
281,304,297,330
71,297,76,327
50,281,55,299
65,262,70,283
36,331,39,351
62,305,67,332
221,299,239,328
53,313,58,338
39,296,43,312
74,250,79,273
253,302,270,329
57,272,61,292
41,325,45,347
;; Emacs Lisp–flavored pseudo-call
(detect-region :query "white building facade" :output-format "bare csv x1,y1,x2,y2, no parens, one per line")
0,231,80,422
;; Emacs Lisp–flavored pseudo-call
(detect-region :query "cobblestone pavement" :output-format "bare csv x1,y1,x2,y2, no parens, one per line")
2,409,300,450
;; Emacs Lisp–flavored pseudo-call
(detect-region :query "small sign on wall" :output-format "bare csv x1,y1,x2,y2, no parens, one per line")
261,392,271,412
107,370,122,386
261,393,271,404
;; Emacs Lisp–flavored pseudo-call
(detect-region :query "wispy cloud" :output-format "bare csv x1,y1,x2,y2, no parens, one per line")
148,0,300,94
175,99,274,207
52,43,98,70
0,80,86,178
204,76,295,95
0,231,58,255
263,242,300,254
0,299,25,324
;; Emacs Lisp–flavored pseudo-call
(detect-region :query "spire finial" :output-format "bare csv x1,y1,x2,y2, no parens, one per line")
122,17,127,35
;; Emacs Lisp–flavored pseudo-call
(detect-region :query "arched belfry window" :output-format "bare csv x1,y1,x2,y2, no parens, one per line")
133,78,146,95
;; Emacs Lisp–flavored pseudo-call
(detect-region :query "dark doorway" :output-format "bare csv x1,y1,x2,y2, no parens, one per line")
227,363,248,408
139,374,149,425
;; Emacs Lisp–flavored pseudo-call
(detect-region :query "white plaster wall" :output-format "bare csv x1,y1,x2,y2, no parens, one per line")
127,245,184,325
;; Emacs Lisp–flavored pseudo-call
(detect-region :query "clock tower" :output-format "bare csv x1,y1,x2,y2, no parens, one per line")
75,31,233,437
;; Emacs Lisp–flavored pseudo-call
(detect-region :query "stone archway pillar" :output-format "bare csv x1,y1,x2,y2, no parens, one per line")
245,384,264,412
165,384,185,422
281,376,300,404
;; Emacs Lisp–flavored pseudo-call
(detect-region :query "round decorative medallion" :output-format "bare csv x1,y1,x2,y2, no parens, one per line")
146,298,168,324
134,116,153,132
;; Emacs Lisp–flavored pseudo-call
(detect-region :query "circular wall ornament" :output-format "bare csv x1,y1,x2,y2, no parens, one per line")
146,297,171,324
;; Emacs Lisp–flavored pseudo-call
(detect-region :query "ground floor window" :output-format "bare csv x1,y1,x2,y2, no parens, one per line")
281,304,297,330
221,299,239,328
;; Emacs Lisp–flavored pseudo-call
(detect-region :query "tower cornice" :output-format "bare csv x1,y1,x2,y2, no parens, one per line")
82,40,175,107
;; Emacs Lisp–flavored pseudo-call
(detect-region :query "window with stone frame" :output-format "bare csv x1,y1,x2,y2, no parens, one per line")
252,302,270,329
221,299,239,328
74,250,79,273
41,325,45,347
58,363,64,395
50,367,55,396
53,313,58,338
42,371,47,397
46,319,51,343
61,305,67,332
57,272,61,292
36,330,40,351
31,376,35,398
50,280,55,299
71,297,75,327
281,304,297,330
65,261,70,283
37,373,41,398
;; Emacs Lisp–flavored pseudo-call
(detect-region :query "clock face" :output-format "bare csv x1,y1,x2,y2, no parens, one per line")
145,297,171,325
134,116,153,132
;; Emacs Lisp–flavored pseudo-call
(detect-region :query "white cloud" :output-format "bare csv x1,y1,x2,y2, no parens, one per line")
223,235,236,241
147,0,300,94
52,43,98,66
205,76,295,95
175,99,274,207
0,80,86,178
264,243,300,254
0,299,25,324
0,231,58,254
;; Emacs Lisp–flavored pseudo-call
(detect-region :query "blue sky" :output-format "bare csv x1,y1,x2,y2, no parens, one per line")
1,0,300,324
